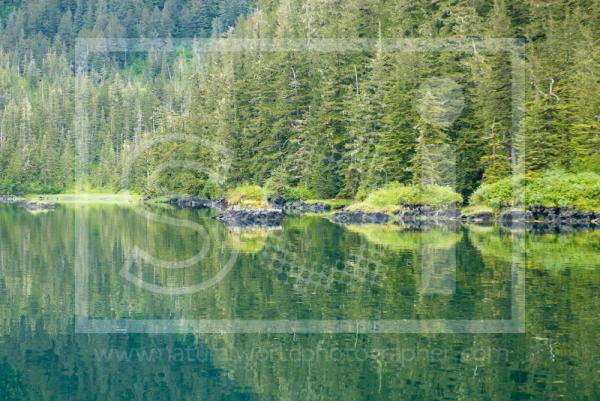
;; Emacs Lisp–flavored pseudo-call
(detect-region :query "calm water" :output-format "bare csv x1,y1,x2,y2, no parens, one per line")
0,203,599,400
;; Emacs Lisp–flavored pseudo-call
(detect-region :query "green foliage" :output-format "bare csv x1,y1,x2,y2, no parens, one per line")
226,184,269,209
305,198,353,209
460,205,496,217
348,182,463,212
265,184,315,202
470,171,600,211
354,187,370,201
0,0,599,205
0,359,28,401
0,1,20,20
469,176,515,210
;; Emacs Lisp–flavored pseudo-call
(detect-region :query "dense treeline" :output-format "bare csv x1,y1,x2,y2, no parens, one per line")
0,0,252,193
0,0,598,200
0,0,253,54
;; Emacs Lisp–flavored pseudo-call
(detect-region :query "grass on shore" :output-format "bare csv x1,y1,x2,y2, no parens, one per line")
226,184,270,209
347,183,463,213
469,171,600,212
460,205,496,217
303,198,353,209
143,195,174,206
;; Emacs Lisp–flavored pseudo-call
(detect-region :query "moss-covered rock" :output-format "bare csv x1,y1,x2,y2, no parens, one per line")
226,184,269,209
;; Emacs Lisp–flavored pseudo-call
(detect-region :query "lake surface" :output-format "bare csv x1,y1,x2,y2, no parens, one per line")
0,203,599,400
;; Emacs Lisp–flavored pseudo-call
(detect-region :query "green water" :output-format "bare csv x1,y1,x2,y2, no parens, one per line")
0,204,599,400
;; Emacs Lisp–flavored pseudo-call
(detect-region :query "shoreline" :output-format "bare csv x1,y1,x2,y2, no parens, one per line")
329,207,600,228
156,196,600,230
4,193,598,230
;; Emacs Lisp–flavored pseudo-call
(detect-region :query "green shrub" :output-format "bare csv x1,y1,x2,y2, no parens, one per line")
305,198,353,209
469,177,515,209
469,170,600,211
226,184,269,208
197,181,224,200
348,183,463,212
0,180,64,196
286,185,315,201
0,180,22,195
354,187,369,201
265,184,315,202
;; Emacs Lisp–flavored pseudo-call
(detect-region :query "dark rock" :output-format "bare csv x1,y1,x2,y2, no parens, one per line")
269,199,333,214
558,208,576,217
169,197,226,210
394,205,459,222
556,208,589,225
499,209,532,226
512,221,599,234
269,198,287,208
529,206,556,222
306,203,331,213
463,211,495,222
330,211,390,224
437,208,460,220
331,205,461,225
279,202,331,214
216,207,283,227
510,206,598,227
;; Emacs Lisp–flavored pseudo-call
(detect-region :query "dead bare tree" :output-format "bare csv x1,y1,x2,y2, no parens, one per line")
532,78,560,102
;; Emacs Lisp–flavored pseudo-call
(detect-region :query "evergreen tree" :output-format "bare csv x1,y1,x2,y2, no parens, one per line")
0,0,598,199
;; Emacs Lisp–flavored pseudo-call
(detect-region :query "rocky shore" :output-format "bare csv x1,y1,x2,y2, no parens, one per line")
215,207,284,227
330,211,391,224
330,205,599,228
164,197,227,210
162,195,599,230
492,207,600,231
269,199,332,214
165,197,334,226
330,206,459,225
394,206,459,221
